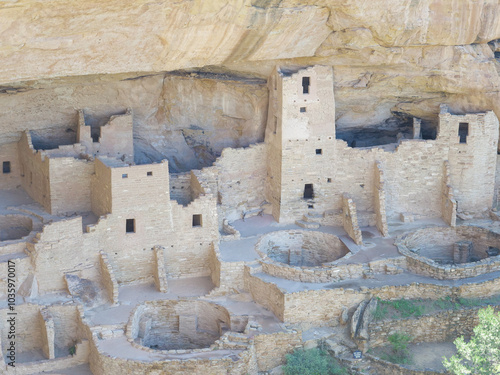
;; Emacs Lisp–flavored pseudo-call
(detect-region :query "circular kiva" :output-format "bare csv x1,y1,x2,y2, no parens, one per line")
256,230,349,267
0,214,33,242
127,300,231,351
396,225,500,280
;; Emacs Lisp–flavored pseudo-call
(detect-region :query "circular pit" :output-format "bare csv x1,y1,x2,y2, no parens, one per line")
0,214,33,242
127,300,231,351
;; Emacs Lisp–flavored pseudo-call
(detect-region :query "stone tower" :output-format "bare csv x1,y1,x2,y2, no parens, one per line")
265,65,336,223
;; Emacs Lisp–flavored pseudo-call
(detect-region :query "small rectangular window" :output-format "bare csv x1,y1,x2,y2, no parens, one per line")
2,161,11,174
327,178,332,183
122,174,128,179
147,171,153,176
126,219,135,233
302,77,310,94
316,149,322,155
192,214,202,227
300,107,306,113
459,122,469,144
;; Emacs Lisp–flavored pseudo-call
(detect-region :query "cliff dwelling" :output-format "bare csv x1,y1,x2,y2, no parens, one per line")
2,2,500,374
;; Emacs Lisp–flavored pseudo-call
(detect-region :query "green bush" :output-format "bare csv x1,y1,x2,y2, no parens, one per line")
381,332,412,365
443,306,500,375
283,348,346,375
390,299,425,318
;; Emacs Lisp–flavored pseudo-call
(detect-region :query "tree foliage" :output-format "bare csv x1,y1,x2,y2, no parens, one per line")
282,348,346,375
443,306,500,375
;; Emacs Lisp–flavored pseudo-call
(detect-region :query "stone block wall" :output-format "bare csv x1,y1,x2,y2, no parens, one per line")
368,307,497,348
97,110,134,162
49,156,94,214
253,331,302,371
374,161,389,236
215,143,268,223
342,194,363,245
169,172,192,205
99,251,119,304
91,158,112,217
18,132,52,211
18,131,94,215
439,110,499,214
245,266,285,321
0,304,44,355
0,142,21,190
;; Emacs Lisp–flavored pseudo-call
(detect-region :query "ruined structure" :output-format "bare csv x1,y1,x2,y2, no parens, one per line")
1,64,500,374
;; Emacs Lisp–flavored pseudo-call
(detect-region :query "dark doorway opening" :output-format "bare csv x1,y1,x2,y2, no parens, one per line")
126,219,135,233
303,184,314,199
302,77,310,94
2,161,11,174
459,122,469,144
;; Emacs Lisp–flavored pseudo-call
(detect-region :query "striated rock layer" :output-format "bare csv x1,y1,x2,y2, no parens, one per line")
1,0,500,166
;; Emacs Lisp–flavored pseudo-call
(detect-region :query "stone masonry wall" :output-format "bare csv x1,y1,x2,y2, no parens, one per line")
0,142,21,190
439,110,499,215
169,172,192,206
253,331,302,371
18,132,52,211
215,143,268,224
368,306,498,348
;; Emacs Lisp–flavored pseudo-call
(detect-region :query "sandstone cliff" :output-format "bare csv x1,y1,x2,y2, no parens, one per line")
1,0,500,170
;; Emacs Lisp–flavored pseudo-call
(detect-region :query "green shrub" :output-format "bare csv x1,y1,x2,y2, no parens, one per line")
372,304,388,320
443,306,500,375
283,348,346,375
381,333,412,365
390,299,425,318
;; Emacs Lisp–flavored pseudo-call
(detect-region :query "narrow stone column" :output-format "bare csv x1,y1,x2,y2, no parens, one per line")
453,241,473,264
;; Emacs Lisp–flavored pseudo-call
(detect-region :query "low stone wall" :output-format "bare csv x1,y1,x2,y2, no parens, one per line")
368,307,498,348
6,340,90,375
365,354,446,375
89,335,256,375
253,331,302,371
397,225,500,280
245,266,285,321
208,242,246,290
259,256,405,283
249,269,500,324
364,306,500,375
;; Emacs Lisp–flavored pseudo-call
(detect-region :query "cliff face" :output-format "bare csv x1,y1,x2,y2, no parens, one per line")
1,0,500,170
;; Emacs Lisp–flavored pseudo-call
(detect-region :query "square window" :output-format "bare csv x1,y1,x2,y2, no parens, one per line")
300,107,306,113
316,149,322,155
192,214,202,227
147,171,153,176
2,161,11,174
327,178,332,183
308,204,314,209
126,219,135,233
122,174,128,179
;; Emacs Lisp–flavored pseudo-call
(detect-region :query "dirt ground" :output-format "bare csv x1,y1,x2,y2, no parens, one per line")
410,342,457,371
373,341,457,371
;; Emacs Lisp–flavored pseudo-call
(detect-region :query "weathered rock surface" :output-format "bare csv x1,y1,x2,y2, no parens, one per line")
2,0,500,167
